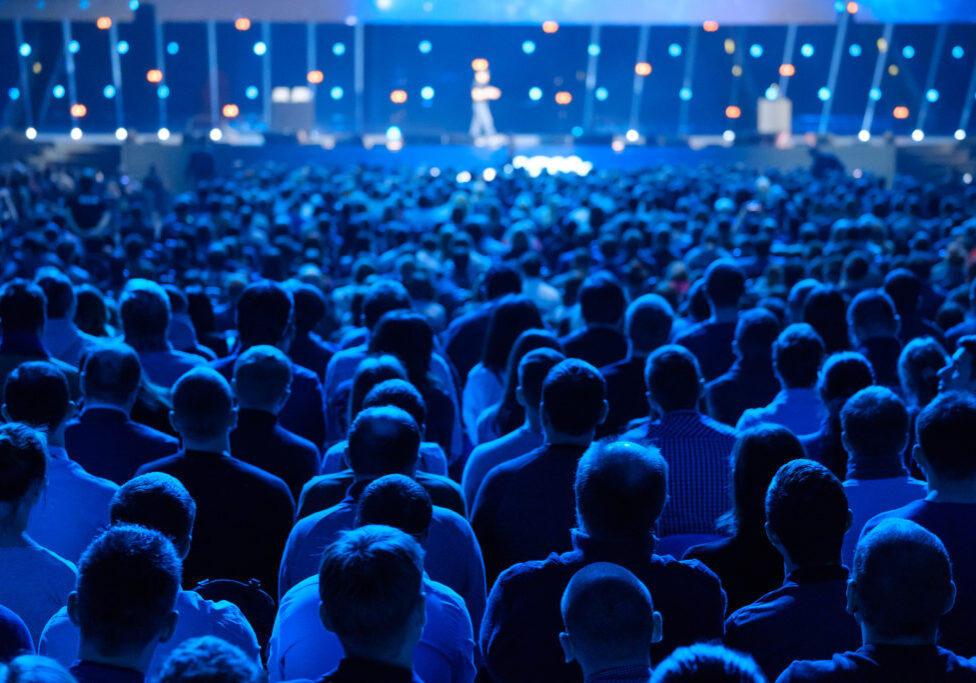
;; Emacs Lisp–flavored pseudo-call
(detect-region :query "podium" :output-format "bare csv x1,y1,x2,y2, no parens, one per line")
758,96,792,136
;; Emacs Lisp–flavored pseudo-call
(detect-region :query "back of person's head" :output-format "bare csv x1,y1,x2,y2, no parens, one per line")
841,386,909,460
883,268,922,318
734,308,781,360
34,268,76,319
575,441,668,539
235,281,294,348
0,280,46,335
0,655,77,683
482,263,523,300
915,391,976,481
765,459,849,567
349,355,408,421
496,329,563,431
71,524,181,658
560,563,659,671
347,406,422,478
109,473,196,559
518,348,565,414
898,337,947,408
318,525,425,657
3,362,71,433
482,295,544,372
847,289,899,343
541,359,606,436
803,285,849,353
644,345,702,412
703,260,745,310
368,311,434,387
625,294,675,354
773,323,825,389
288,282,326,335
81,343,142,407
355,474,433,542
0,423,47,507
651,644,765,683
362,380,427,434
120,279,171,344
233,345,292,410
362,280,411,331
851,519,954,640
579,272,626,326
170,368,235,441
818,351,875,404
155,636,265,683
788,278,821,323
728,425,806,535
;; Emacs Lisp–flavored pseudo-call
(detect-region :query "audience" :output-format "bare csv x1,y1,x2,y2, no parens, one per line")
560,272,629,369
846,289,903,391
650,644,765,683
35,268,98,369
155,637,266,683
673,260,744,382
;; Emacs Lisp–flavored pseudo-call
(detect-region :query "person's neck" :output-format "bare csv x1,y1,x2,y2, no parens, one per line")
779,381,813,393
125,336,171,352
861,623,938,648
46,424,67,449
709,307,739,324
77,639,156,676
238,404,279,416
783,556,842,576
925,476,976,504
180,436,230,454
83,399,131,416
0,507,32,547
580,653,652,681
524,412,542,434
544,427,594,448
342,641,414,673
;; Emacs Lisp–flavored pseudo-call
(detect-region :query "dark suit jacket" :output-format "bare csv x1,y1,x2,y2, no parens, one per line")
297,469,465,519
65,407,180,484
598,356,648,437
230,409,321,500
705,359,781,427
289,332,337,382
560,327,628,369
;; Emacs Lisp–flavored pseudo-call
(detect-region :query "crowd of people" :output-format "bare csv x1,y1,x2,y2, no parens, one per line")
0,153,974,682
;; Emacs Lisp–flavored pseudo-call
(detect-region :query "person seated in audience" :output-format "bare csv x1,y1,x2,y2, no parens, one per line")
838,386,926,565
884,268,946,350
737,323,826,436
650,644,765,683
803,285,850,355
0,655,78,683
359,380,449,476
846,289,903,391
285,282,336,382
34,268,99,369
684,425,806,613
463,348,564,509
673,260,745,382
0,605,33,662
559,563,662,683
472,358,608,581
270,475,475,683
155,637,265,683
3,362,117,562
210,281,326,450
66,525,180,683
64,343,179,484
0,423,76,643
481,441,725,683
937,335,976,395
623,345,736,537
39,473,260,677
724,460,860,681
859,391,976,657
119,279,206,390
559,272,629,369
0,281,80,397
135,367,295,596
706,308,781,428
279,406,485,633
599,294,674,437
229,345,320,500
778,519,976,682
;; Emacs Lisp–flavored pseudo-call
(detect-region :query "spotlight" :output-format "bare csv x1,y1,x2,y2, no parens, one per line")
390,89,407,104
542,21,558,34
952,46,964,59
955,129,966,141
522,40,536,54
68,40,80,54
471,58,489,72
386,125,402,140
19,43,32,57
420,86,434,100
70,127,82,140
869,88,881,101
70,103,87,117
893,106,909,119
157,127,170,141
117,40,129,54
679,87,693,101
307,70,324,84
779,64,795,77
209,127,222,141
594,87,608,101
528,87,542,101
245,86,259,100
53,85,65,99
96,16,112,29
911,128,924,141
818,87,831,101
925,89,939,103
849,43,862,57
902,45,915,59
635,62,652,76
725,105,741,119
330,86,344,100
234,17,251,31
749,44,763,58
483,168,497,181
418,40,432,54
587,44,600,57
703,21,719,32
8,87,20,100
668,43,682,57
26,127,37,140
800,43,814,58
146,69,163,83
222,104,239,118
253,41,267,56
625,129,639,142
555,91,572,105
157,85,170,99
858,129,871,142
332,42,346,56
723,130,735,142
115,127,127,141
166,41,179,55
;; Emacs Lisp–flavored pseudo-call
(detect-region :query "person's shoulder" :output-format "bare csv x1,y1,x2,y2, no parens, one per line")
274,423,320,454
128,419,180,444
776,655,855,683
226,457,294,497
861,498,929,537
31,544,78,578
423,576,469,622
431,505,474,534
171,348,207,365
59,457,119,494
673,321,707,342
48,357,79,379
134,451,185,477
698,412,738,437
290,362,321,386
655,553,724,587
492,552,569,592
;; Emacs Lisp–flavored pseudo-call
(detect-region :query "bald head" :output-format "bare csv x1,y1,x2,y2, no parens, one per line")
233,344,292,412
347,406,422,479
82,343,142,408
171,368,235,442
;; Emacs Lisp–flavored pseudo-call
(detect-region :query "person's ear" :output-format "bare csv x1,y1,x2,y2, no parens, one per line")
846,579,859,617
650,610,664,644
228,406,239,431
67,591,80,626
64,400,78,423
515,386,526,408
168,410,179,434
913,444,931,479
598,399,609,425
278,387,292,411
845,508,853,532
157,609,179,644
840,430,851,456
1,404,9,423
944,580,957,616
558,632,576,664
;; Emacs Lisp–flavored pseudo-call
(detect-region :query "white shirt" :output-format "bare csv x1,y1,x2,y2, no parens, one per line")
841,476,927,566
462,364,503,443
0,541,76,642
736,388,826,437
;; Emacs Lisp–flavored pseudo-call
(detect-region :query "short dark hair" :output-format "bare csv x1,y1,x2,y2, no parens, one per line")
362,380,427,432
3,361,70,432
318,525,424,653
575,441,668,539
0,280,46,333
35,267,76,319
818,352,875,403
644,345,702,412
0,423,47,504
883,268,922,318
916,391,976,480
519,348,565,412
233,345,292,407
579,272,626,326
355,474,433,541
120,279,171,345
110,473,197,558
561,563,654,660
482,264,522,300
853,519,953,639
841,386,909,459
349,355,408,422
766,459,848,566
156,636,265,683
727,425,806,535
847,289,898,339
481,295,544,372
171,368,234,440
898,338,947,408
82,343,142,406
236,281,293,348
362,280,411,330
734,308,780,358
625,294,674,354
75,524,181,657
703,260,745,310
774,323,825,388
650,644,765,683
368,311,434,388
289,282,326,334
347,406,422,477
802,285,849,353
541,359,606,436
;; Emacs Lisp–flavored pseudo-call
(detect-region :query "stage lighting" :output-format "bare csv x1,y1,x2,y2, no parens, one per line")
307,70,324,84
749,44,763,58
595,87,608,101
70,127,82,140
472,58,489,72
925,89,939,103
725,105,741,119
129,0,139,9
555,91,572,105
668,43,682,57
157,127,170,141
25,127,37,140
390,89,407,103
800,43,814,58
779,64,795,77
53,85,65,99
68,40,80,54
483,168,497,182
911,129,924,141
724,39,735,54
115,127,127,141
703,21,719,32
522,40,536,54
418,40,432,54
625,129,639,142
679,87,693,101
253,42,267,56
869,87,881,101
234,17,251,31
18,43,31,57
222,104,239,118
157,85,170,98
330,86,344,100
849,43,861,57
386,125,402,140
245,86,259,100
723,130,735,142
588,44,600,57
456,171,472,183
103,85,116,98
8,88,20,100
571,126,583,136
117,40,129,54
764,85,779,100
888,64,899,76
529,87,542,101
731,65,742,77
877,38,888,52
333,42,346,56
955,129,967,141
96,17,112,29
32,62,41,74
421,86,434,100
167,41,179,55
209,128,222,141
846,1,858,12
858,129,870,142
147,69,163,83
893,106,909,119
902,45,915,59
635,62,652,76
542,21,559,34
952,46,964,59
611,139,625,152
818,87,831,101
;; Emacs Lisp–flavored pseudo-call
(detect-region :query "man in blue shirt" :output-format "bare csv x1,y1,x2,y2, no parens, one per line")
481,441,726,683
724,460,860,681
